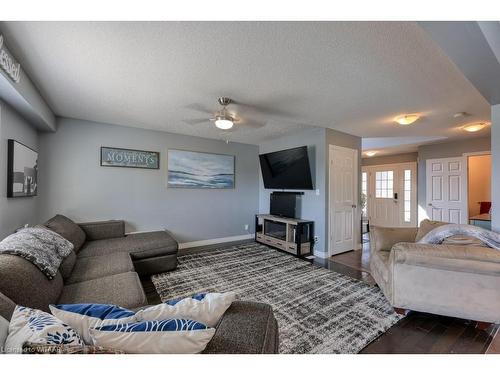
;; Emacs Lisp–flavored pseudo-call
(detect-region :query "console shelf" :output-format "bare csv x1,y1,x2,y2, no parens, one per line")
255,214,314,258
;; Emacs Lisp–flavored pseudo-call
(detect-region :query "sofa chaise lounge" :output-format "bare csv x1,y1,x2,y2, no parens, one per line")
0,214,279,353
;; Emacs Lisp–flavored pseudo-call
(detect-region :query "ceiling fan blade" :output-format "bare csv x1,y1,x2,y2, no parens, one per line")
183,118,209,125
232,100,295,119
236,117,266,129
185,103,214,114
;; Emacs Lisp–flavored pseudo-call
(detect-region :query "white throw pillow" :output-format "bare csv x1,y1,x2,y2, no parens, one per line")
89,319,215,354
0,316,9,353
5,306,83,352
135,292,236,327
50,303,137,345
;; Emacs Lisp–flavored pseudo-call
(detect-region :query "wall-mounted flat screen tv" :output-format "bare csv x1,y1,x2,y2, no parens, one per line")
259,146,313,190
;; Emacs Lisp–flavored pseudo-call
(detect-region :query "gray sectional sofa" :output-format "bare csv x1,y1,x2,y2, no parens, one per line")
0,215,279,353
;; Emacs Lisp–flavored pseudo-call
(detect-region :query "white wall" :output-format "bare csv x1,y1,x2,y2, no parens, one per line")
38,117,260,244
0,100,39,238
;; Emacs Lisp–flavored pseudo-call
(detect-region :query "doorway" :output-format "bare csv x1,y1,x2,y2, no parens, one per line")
467,153,491,229
328,145,358,256
362,162,417,227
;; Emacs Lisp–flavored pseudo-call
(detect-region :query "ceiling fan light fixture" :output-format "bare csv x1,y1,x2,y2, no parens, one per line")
365,151,377,157
214,116,234,130
395,114,420,126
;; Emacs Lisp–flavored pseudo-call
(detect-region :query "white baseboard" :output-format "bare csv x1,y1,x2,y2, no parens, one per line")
179,234,254,250
313,250,327,259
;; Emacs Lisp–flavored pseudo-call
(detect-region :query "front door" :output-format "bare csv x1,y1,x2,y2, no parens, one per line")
363,162,417,227
329,145,358,255
426,156,468,224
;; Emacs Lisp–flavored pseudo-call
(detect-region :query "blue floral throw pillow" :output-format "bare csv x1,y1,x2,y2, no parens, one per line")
89,319,215,354
4,306,83,353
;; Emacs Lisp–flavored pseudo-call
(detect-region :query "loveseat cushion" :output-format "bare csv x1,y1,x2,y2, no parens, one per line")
77,231,177,259
0,254,63,313
66,253,134,284
44,215,86,253
58,272,147,309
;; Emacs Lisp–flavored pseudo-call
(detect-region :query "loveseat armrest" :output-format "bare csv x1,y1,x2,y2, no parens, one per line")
77,220,125,241
391,242,500,276
369,226,418,253
202,301,279,354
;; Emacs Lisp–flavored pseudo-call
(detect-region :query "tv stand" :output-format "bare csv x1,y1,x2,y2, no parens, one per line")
255,214,314,258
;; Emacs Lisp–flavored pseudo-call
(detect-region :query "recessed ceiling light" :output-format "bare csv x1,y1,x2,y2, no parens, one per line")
394,114,420,126
365,151,377,157
462,122,489,133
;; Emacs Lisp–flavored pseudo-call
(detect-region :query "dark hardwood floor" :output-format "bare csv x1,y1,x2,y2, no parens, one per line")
141,238,499,354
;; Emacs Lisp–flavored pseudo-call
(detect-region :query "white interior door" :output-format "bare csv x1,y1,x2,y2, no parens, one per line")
426,157,468,224
329,145,358,256
363,162,417,227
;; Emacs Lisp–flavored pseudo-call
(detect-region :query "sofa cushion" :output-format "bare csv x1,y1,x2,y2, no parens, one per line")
66,253,134,284
78,220,125,241
0,292,15,321
0,254,63,312
77,231,177,259
44,215,86,253
58,272,147,309
202,301,279,354
415,219,448,242
59,251,77,280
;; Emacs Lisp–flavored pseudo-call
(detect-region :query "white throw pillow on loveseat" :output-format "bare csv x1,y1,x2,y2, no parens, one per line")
135,292,236,327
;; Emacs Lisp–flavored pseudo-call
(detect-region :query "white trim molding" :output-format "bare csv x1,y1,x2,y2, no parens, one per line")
178,234,254,250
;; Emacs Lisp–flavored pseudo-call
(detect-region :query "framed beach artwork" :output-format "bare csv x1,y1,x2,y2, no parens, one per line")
167,149,235,189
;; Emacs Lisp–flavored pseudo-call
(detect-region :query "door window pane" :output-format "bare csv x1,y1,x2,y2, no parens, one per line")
404,169,411,222
375,171,394,199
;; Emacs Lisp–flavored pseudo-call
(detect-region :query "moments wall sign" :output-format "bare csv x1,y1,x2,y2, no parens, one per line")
0,35,21,83
167,149,235,189
100,147,159,169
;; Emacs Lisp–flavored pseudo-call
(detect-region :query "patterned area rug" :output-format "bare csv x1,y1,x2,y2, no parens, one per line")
152,242,402,353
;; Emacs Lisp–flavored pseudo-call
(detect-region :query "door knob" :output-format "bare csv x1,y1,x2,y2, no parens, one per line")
428,203,433,207
352,204,357,208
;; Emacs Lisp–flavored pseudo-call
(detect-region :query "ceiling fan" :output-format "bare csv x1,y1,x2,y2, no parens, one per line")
184,96,267,131
211,97,237,130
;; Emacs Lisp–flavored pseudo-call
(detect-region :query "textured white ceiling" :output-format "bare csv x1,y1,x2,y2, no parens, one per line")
0,21,491,145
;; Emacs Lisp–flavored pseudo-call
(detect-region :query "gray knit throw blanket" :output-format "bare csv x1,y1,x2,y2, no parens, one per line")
418,224,500,250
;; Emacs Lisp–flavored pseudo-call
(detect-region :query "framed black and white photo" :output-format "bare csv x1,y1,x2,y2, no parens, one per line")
7,139,38,198
100,146,160,169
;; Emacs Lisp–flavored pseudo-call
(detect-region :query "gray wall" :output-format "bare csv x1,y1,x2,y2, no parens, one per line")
362,152,418,166
0,100,39,238
325,128,362,252
492,104,500,231
259,127,327,255
417,136,490,222
38,117,259,244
